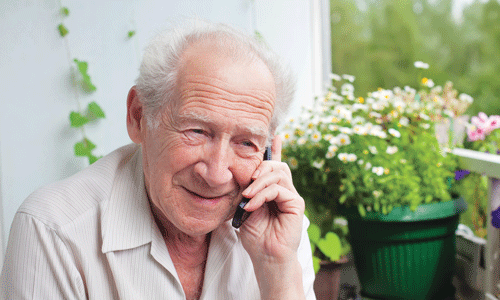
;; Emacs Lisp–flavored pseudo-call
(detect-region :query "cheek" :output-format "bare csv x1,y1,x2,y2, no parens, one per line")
232,156,262,187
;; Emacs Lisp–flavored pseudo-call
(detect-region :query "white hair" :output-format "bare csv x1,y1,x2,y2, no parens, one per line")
135,19,296,134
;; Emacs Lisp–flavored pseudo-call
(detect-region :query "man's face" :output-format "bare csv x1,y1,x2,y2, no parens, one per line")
140,41,276,237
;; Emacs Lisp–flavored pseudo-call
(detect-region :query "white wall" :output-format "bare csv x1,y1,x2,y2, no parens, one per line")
0,0,313,247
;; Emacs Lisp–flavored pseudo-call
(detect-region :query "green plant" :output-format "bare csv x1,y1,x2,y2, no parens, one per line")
280,66,472,266
57,5,105,164
306,216,350,273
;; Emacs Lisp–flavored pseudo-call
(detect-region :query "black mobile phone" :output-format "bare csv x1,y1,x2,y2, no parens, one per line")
232,146,272,228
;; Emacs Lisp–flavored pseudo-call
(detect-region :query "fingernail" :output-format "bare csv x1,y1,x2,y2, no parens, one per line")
242,186,252,196
252,169,260,179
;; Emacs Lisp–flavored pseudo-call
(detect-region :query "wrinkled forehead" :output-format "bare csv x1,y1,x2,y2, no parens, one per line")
177,37,276,94
171,38,275,112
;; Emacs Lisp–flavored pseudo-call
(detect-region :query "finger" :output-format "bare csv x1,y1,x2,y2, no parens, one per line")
243,167,295,198
244,184,304,214
251,160,292,181
271,135,282,162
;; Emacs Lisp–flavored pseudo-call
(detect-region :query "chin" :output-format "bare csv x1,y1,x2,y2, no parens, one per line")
179,215,228,236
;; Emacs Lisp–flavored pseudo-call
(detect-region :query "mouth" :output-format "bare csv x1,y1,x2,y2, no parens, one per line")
182,186,234,202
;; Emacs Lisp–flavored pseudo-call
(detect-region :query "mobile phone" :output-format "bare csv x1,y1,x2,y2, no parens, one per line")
232,146,272,228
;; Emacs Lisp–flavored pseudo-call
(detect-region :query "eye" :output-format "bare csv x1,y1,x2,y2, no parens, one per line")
191,129,205,135
241,141,255,148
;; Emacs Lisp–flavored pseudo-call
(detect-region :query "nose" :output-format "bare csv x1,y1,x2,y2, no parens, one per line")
194,140,234,187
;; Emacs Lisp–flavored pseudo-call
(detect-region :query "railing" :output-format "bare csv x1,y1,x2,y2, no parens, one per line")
453,148,500,300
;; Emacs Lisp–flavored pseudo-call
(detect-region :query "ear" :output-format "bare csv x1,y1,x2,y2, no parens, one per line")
126,86,143,144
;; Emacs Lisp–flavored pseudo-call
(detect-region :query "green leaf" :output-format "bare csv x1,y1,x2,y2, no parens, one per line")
58,24,69,37
358,204,367,217
313,256,321,274
128,30,136,38
60,7,70,16
88,154,101,164
73,59,97,92
69,111,89,127
86,101,105,120
317,232,341,262
74,138,96,157
307,223,321,244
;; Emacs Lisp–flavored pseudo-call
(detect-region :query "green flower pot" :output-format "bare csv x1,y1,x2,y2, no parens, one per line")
342,198,467,300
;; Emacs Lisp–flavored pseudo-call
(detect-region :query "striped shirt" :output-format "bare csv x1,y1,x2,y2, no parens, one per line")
0,144,316,299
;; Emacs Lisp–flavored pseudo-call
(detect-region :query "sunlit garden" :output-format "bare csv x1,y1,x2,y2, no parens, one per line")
286,1,500,299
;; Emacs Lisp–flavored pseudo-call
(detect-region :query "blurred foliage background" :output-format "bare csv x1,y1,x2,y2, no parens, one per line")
330,0,500,116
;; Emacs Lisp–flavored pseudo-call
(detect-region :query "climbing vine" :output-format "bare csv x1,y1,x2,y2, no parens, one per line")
58,5,105,165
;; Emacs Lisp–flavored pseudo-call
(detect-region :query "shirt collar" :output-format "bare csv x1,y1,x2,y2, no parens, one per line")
101,145,155,253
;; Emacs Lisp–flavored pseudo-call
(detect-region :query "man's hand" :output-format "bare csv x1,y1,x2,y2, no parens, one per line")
239,136,306,300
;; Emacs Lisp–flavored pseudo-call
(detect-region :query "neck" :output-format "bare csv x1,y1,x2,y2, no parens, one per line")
150,202,210,268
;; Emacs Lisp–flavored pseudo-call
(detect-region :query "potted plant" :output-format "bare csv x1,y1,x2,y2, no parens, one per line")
307,216,350,300
281,66,473,299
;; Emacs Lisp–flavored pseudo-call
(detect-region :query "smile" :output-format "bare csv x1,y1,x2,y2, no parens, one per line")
182,187,231,202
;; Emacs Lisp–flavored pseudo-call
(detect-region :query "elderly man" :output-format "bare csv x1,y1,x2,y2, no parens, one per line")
1,20,315,299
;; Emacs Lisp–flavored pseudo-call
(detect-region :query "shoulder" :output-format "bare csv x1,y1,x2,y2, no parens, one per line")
17,144,141,230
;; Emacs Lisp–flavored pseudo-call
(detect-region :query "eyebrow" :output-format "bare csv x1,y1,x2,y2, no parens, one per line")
178,111,270,139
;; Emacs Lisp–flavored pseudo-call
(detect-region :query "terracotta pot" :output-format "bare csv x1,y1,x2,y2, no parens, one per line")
314,256,349,300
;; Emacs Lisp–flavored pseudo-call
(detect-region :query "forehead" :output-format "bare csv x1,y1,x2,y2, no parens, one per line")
173,39,276,132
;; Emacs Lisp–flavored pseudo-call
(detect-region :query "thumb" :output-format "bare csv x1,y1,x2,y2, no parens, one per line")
271,135,282,162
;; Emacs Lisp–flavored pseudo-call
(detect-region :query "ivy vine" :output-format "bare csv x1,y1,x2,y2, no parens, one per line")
58,5,105,165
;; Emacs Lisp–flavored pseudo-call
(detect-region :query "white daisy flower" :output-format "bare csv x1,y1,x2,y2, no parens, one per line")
372,166,384,176
311,131,322,142
338,153,349,162
334,218,348,226
347,154,357,162
341,83,355,95
328,124,339,131
324,134,334,141
371,102,385,111
353,125,366,135
312,159,325,169
329,73,342,81
426,79,435,88
375,131,388,139
339,127,353,135
342,74,356,82
420,123,431,129
459,93,473,104
404,86,416,94
399,117,409,127
352,116,366,124
386,146,398,154
337,134,351,146
328,145,339,153
414,61,429,69
352,103,368,111
365,162,372,170
369,146,378,154
388,128,401,138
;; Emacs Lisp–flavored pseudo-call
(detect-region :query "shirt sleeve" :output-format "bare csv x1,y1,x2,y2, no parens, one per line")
1,212,86,300
298,216,317,300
